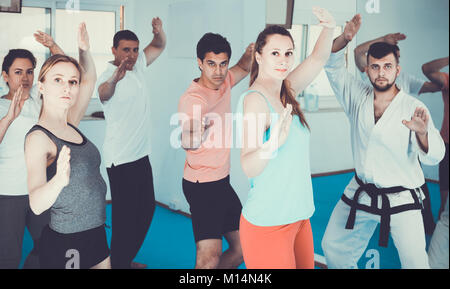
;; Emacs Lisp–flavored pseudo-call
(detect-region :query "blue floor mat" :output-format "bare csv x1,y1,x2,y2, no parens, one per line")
20,173,443,269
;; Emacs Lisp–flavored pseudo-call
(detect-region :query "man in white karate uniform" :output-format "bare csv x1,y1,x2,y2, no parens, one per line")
321,15,445,269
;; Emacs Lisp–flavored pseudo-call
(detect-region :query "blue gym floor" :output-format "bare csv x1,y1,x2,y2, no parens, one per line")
19,172,442,269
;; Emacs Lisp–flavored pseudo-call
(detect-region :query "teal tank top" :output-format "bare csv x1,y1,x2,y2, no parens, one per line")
236,90,315,226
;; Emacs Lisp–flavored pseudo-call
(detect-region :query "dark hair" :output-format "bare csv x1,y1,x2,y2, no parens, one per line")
251,25,309,129
196,33,232,61
2,49,36,74
113,30,139,48
367,42,400,64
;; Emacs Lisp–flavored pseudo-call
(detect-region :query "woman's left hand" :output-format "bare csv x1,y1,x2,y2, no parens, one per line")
312,7,336,29
78,22,90,51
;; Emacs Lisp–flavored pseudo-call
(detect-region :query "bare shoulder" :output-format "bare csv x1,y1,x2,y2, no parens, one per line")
243,90,270,114
25,129,54,155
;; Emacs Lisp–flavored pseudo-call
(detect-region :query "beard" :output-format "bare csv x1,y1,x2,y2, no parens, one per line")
370,77,397,92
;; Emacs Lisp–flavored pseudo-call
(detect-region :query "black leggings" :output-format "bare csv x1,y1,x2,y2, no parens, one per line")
107,156,155,269
0,195,49,269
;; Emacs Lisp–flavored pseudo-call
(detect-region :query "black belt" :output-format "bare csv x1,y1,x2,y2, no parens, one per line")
342,175,423,247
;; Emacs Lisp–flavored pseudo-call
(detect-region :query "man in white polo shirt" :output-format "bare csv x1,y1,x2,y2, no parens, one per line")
96,17,166,269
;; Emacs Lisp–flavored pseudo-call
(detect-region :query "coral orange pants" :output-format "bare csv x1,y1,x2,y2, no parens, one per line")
239,215,314,269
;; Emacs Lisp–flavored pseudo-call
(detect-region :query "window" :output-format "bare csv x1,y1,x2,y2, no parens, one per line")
288,24,353,110
0,7,50,95
55,9,116,80
0,1,120,99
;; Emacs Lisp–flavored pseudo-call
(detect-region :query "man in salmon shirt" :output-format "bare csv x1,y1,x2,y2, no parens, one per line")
422,56,449,269
178,33,253,269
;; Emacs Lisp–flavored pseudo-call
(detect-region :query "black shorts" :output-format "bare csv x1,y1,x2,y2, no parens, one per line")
182,176,242,243
439,143,449,191
39,224,110,269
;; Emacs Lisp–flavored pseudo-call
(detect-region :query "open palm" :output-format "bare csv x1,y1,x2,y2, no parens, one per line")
78,22,90,51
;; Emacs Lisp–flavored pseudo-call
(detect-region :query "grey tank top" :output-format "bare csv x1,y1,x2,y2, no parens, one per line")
27,123,107,234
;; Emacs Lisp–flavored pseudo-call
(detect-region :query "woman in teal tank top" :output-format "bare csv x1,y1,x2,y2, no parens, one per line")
238,8,336,269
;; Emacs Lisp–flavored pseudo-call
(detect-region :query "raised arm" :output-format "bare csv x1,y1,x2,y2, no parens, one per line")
353,32,406,72
34,30,65,55
180,117,214,151
286,7,336,96
143,17,167,66
418,81,442,95
25,131,71,215
0,86,25,144
325,14,370,115
97,59,127,103
332,14,362,53
422,56,449,88
68,23,97,127
229,43,255,86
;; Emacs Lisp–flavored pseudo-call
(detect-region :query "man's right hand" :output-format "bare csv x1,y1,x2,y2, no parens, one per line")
344,14,362,42
200,117,214,144
111,58,128,84
332,14,361,53
99,58,128,103
383,33,407,46
34,30,56,49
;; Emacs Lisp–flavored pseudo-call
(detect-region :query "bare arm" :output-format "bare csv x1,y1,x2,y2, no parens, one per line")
0,86,24,144
180,118,213,151
422,56,449,88
287,7,336,96
25,131,71,215
418,81,443,95
240,92,273,178
179,97,211,151
98,59,127,103
34,30,65,55
229,43,255,86
143,17,167,66
67,23,97,127
0,117,11,144
354,32,406,72
240,92,292,178
332,14,362,53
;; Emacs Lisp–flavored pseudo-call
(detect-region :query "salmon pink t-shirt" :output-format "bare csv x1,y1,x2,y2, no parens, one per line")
441,72,449,144
178,71,235,183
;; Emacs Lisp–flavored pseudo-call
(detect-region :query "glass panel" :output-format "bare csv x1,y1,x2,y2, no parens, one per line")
287,24,304,68
305,25,343,97
0,7,50,95
55,8,116,96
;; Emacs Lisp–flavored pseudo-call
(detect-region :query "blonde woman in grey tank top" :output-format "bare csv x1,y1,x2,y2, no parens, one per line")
24,24,110,269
